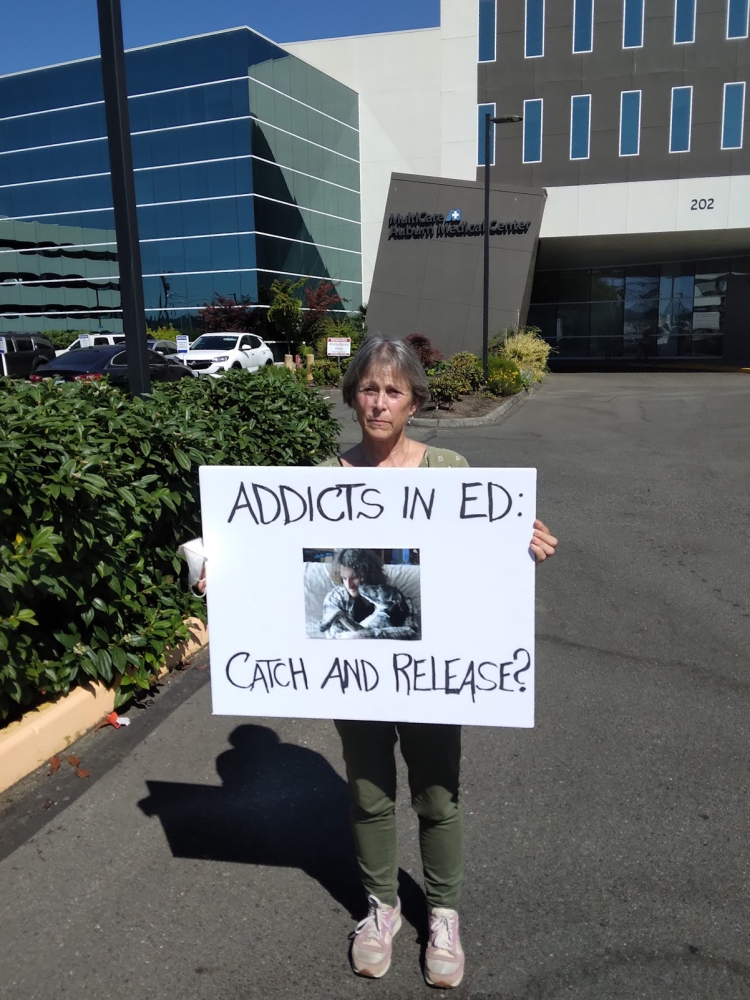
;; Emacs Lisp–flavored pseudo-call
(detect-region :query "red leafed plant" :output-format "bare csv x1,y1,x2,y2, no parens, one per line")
404,334,444,370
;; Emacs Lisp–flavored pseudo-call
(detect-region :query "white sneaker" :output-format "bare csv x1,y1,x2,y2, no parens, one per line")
350,894,402,978
424,907,465,988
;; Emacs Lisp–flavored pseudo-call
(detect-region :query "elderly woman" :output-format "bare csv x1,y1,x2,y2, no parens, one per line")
320,548,420,640
318,335,558,988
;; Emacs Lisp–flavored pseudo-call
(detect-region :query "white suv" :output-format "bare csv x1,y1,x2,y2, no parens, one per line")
56,333,125,357
183,332,274,376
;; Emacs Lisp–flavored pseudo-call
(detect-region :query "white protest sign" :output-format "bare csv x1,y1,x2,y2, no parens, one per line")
176,335,190,355
199,466,537,728
327,337,351,356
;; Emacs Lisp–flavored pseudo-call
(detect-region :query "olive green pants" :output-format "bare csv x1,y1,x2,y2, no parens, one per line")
335,720,462,910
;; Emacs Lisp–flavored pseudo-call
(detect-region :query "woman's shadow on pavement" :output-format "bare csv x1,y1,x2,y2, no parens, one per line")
137,724,427,933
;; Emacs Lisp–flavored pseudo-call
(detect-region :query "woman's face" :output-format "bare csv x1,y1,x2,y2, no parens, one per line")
340,566,361,597
353,364,417,442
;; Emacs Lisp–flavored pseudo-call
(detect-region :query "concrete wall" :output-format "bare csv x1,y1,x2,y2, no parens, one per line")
285,0,479,299
366,173,546,356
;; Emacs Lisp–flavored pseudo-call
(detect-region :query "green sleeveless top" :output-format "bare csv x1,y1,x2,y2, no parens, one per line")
317,445,469,468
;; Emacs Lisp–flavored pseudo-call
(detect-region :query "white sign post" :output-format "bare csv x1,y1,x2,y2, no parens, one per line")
200,466,537,728
176,335,190,355
327,337,351,357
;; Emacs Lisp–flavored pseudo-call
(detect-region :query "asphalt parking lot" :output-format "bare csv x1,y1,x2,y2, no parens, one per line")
1,373,748,1000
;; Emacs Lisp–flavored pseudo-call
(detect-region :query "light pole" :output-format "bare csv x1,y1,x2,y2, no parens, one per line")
482,113,522,381
96,0,151,396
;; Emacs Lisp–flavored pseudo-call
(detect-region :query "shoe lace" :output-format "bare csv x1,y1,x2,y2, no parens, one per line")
353,895,389,943
430,912,455,952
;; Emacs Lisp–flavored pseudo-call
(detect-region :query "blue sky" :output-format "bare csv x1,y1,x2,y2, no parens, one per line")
0,0,440,76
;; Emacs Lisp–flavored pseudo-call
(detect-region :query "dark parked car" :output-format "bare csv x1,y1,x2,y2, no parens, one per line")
1,334,56,377
29,346,195,386
147,338,180,357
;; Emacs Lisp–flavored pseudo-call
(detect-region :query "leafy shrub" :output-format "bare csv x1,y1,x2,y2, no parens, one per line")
313,316,362,360
448,352,484,393
0,368,338,724
427,369,465,409
43,330,85,350
404,334,444,370
151,325,180,341
491,327,551,383
485,357,525,397
310,359,344,386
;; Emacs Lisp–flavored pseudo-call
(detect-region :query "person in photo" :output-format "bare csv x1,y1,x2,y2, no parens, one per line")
318,548,420,640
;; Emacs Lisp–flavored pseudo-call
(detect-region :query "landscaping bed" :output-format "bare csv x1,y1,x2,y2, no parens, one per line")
417,394,505,420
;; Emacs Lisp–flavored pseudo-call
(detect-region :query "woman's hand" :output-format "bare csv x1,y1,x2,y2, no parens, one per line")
194,564,207,595
530,519,558,563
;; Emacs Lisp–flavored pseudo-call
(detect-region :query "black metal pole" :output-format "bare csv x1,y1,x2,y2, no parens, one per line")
96,0,150,396
482,113,492,382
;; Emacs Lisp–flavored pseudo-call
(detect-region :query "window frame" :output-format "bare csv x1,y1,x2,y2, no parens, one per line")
619,89,642,157
573,0,595,54
669,85,693,153
570,94,592,160
622,0,645,49
523,98,544,164
673,0,697,44
721,81,746,150
727,0,750,39
525,0,545,59
477,102,497,167
478,0,498,63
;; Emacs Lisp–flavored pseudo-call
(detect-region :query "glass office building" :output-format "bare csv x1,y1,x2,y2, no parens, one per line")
0,28,361,334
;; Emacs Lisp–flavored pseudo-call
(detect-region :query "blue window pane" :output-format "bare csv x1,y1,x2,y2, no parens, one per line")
728,0,750,38
620,91,641,155
523,99,543,163
623,0,644,48
573,0,594,52
478,103,496,166
479,0,497,61
722,82,745,149
670,87,692,152
674,0,696,43
525,0,544,57
570,95,591,159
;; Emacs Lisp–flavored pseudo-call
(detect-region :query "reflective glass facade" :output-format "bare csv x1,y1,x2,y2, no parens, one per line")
528,258,750,360
0,28,361,333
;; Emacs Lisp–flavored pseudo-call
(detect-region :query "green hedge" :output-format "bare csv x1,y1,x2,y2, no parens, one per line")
0,368,338,724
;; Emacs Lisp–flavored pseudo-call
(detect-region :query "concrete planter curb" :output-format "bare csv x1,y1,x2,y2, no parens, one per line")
412,381,543,428
0,616,208,795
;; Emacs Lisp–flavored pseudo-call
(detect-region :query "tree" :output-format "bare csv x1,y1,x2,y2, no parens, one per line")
302,280,346,337
267,278,305,354
196,294,260,333
404,333,444,370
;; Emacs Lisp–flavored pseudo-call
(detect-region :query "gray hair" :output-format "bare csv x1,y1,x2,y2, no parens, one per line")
341,335,430,411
